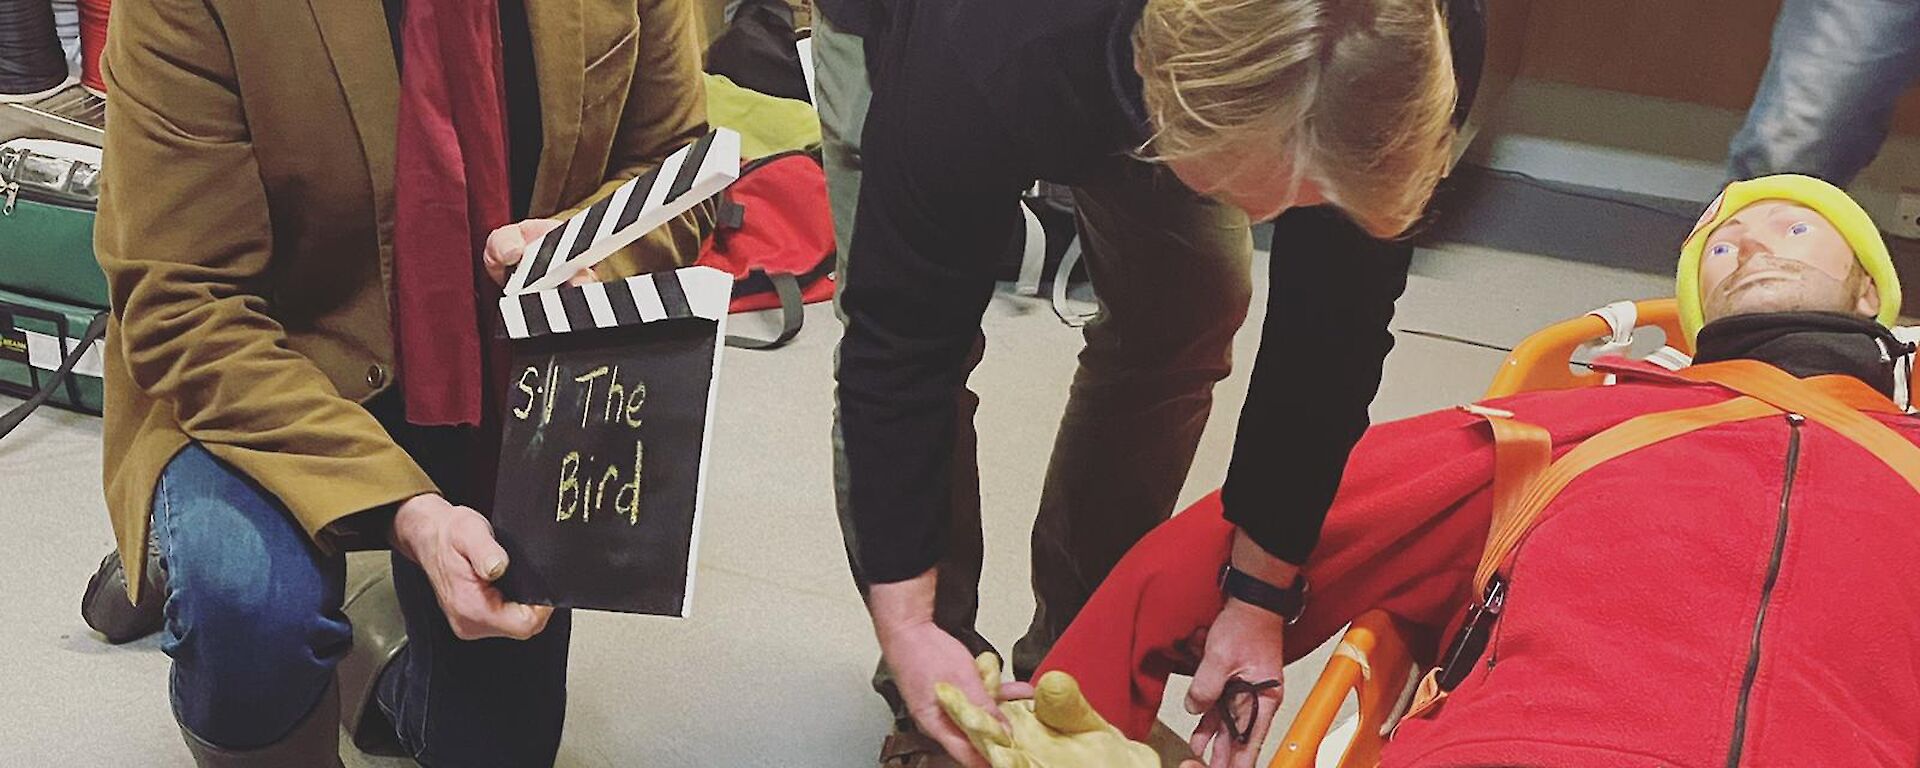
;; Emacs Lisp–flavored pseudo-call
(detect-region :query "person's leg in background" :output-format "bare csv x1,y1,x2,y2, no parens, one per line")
1728,0,1920,184
374,416,574,768
153,443,351,767
813,11,869,265
1011,164,1253,678
815,12,995,765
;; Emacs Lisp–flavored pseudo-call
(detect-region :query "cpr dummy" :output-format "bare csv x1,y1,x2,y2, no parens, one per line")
936,653,1158,768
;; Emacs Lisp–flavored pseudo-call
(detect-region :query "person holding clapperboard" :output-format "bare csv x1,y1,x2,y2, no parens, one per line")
813,0,1484,766
90,0,721,765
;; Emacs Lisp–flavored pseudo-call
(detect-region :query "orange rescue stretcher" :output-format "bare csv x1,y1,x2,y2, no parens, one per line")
1268,298,1694,768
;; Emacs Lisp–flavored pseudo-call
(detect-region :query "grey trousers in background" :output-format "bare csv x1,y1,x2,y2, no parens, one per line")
1728,0,1920,184
813,13,1253,725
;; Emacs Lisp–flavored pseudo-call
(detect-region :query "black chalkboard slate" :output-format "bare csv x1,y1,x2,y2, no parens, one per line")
489,267,732,616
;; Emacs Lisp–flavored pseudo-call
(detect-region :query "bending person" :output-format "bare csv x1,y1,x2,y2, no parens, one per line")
811,1,1476,765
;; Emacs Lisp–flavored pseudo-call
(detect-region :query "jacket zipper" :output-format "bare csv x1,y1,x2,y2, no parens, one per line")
1726,414,1803,768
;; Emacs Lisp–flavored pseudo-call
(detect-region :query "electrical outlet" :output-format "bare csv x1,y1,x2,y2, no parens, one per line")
1894,189,1920,240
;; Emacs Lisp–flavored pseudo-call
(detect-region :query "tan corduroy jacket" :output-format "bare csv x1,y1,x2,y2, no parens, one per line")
96,0,715,600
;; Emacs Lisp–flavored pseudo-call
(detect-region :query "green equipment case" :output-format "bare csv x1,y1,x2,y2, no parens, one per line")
0,190,105,308
0,285,105,415
0,136,106,309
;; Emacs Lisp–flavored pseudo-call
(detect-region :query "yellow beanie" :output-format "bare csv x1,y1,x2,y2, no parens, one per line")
1675,173,1901,341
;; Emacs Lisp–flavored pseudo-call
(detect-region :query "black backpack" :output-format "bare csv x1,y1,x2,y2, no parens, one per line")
706,0,811,104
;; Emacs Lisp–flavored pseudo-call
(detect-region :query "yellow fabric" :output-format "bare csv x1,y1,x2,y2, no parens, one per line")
704,74,821,160
935,654,1158,768
96,0,714,602
1675,173,1901,340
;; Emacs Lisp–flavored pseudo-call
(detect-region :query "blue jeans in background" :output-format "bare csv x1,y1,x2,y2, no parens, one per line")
1729,0,1920,184
153,420,573,766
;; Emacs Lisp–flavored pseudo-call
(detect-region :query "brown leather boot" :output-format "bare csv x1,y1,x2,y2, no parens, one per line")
80,549,167,644
337,554,409,756
879,726,961,768
1146,720,1199,767
179,683,343,768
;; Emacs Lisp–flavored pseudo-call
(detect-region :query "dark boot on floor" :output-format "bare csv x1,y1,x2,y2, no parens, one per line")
879,725,961,768
180,683,344,768
338,556,409,756
80,549,167,644
1147,720,1199,767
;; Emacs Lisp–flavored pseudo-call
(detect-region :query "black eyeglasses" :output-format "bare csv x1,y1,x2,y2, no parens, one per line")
1216,677,1283,745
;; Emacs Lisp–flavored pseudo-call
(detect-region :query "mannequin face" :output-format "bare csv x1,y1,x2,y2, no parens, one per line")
1698,200,1880,324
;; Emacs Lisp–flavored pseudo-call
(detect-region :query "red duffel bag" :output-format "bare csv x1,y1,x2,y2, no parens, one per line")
695,150,836,349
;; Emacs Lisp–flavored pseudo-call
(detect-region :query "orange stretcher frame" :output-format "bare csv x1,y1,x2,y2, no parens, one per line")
1268,298,1691,768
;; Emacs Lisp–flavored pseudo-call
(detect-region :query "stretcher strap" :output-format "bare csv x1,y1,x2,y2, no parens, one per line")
1402,669,1447,727
1478,408,1551,559
1413,366,1920,727
1678,360,1920,494
1473,395,1779,592
1407,405,1556,725
1416,392,1801,722
1472,367,1912,593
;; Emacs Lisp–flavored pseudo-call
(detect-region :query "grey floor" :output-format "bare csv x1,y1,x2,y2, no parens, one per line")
0,243,1671,767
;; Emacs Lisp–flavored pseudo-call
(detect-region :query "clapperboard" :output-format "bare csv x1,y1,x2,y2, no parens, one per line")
491,129,740,616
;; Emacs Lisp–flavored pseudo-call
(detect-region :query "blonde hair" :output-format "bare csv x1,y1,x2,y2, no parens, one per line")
1133,0,1458,238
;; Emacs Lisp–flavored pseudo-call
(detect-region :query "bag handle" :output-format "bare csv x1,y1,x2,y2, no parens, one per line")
0,311,106,439
1051,238,1095,328
725,270,804,350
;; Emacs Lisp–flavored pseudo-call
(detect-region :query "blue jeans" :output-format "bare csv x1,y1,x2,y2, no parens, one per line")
154,421,572,765
1729,0,1920,184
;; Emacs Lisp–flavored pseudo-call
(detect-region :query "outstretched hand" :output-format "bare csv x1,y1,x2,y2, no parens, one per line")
937,653,1158,768
881,620,1006,768
1184,600,1288,768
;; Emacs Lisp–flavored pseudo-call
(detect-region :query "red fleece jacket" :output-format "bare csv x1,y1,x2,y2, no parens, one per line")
1039,368,1920,768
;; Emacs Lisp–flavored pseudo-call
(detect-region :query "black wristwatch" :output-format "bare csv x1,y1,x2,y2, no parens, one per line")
1219,564,1308,624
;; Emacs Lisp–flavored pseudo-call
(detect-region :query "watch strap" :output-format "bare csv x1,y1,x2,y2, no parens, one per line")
1219,564,1308,624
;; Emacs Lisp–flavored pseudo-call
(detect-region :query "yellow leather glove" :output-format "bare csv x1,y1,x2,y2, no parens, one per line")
935,653,1159,768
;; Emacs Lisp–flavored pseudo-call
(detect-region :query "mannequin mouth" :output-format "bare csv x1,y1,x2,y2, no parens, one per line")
1726,270,1794,293
1720,260,1808,293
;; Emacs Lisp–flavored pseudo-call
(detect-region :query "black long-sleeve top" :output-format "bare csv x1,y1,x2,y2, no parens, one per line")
824,0,1480,583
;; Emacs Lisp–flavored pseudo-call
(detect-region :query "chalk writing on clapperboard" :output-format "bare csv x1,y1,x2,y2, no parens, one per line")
511,357,649,525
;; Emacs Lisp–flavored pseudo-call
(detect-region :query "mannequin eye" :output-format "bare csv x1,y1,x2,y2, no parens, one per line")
1788,222,1812,236
1708,242,1737,258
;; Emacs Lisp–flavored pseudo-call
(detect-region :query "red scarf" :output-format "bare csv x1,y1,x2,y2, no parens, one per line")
392,0,510,426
